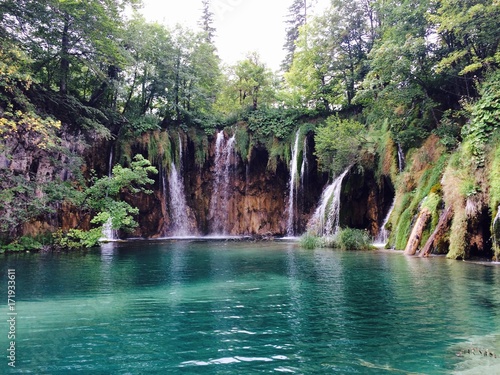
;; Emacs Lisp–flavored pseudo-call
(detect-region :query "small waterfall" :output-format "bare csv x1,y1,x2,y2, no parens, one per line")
167,136,192,236
375,197,395,245
100,217,118,242
307,168,350,236
300,136,308,187
286,131,300,236
108,146,114,177
397,143,405,172
100,147,117,241
168,162,190,236
209,131,236,234
493,206,500,257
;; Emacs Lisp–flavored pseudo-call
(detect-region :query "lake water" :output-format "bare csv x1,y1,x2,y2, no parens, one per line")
1,240,500,374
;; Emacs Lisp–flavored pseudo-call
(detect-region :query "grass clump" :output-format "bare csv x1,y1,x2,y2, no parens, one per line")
299,228,373,251
299,233,323,249
336,228,373,250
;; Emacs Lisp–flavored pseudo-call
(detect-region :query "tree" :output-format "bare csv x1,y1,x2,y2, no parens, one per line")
120,19,221,127
355,0,439,146
283,23,335,110
199,0,216,44
315,115,367,174
281,0,308,72
283,0,374,110
2,0,140,99
430,0,500,99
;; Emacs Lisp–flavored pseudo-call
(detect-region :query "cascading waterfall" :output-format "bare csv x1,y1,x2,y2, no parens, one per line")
100,147,117,241
286,131,301,236
307,168,350,236
100,218,118,242
167,136,192,236
108,146,114,177
397,143,405,172
300,136,308,187
493,206,500,258
374,197,395,245
209,131,236,234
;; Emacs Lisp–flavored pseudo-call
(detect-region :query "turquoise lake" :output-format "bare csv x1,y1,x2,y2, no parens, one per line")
1,240,500,374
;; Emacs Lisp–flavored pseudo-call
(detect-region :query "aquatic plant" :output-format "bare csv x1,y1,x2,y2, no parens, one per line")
335,228,373,251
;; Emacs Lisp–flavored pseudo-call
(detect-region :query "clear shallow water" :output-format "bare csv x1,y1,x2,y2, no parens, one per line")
1,241,500,374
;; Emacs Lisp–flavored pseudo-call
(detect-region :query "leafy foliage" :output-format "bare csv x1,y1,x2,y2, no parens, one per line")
246,108,301,139
461,71,500,166
55,154,159,248
335,228,373,251
314,115,366,174
299,233,322,249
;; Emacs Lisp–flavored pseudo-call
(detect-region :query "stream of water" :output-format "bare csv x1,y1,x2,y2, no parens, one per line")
209,131,236,235
286,131,300,236
1,241,500,374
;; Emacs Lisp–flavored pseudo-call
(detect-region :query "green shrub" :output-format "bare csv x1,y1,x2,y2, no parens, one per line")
335,228,373,250
0,236,43,253
234,125,250,161
299,233,322,249
52,228,102,250
461,71,500,167
314,115,366,175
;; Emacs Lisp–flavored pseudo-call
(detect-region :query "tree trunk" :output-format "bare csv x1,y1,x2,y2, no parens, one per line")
59,16,70,94
404,207,431,255
420,206,453,257
122,67,138,115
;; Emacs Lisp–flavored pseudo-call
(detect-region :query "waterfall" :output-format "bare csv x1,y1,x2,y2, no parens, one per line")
493,206,500,256
286,131,300,236
300,136,308,187
167,136,192,236
397,143,405,172
100,217,118,242
100,147,117,242
375,197,395,245
168,162,190,236
307,168,350,236
108,146,114,177
209,131,236,234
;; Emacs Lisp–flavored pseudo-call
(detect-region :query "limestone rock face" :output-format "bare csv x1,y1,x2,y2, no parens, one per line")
126,131,329,237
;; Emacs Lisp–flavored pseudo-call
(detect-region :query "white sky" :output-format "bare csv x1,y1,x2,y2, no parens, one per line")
139,0,330,72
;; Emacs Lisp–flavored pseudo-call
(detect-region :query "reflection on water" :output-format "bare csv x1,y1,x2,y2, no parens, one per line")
1,242,500,374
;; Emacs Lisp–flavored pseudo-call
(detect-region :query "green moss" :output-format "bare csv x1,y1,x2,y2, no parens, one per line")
392,154,448,250
267,138,285,173
489,140,500,210
147,131,172,168
234,124,250,161
447,206,467,259
488,136,500,260
188,127,209,168
394,202,414,250
117,130,172,170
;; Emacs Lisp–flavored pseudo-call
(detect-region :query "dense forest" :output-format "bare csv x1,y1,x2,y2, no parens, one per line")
0,0,499,259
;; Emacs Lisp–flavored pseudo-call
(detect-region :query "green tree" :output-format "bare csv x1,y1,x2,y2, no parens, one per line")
314,115,367,174
217,52,275,112
283,23,334,110
120,19,221,128
3,0,139,99
199,0,216,44
430,0,500,99
355,0,439,146
283,0,374,110
281,0,308,72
